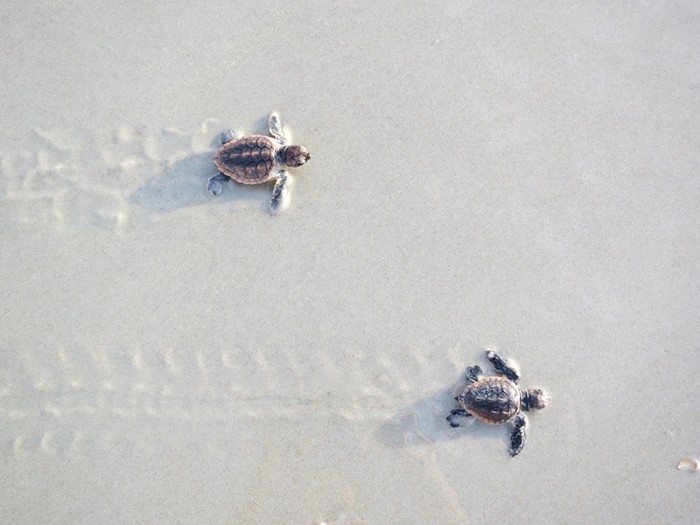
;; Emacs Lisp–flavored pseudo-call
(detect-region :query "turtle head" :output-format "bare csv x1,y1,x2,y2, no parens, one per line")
282,145,311,168
522,389,550,411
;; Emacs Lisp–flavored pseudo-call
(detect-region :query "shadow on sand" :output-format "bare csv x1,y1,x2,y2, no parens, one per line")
129,129,276,217
376,387,512,450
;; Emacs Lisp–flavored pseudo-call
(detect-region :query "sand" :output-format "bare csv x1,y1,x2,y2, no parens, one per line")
1,2,699,524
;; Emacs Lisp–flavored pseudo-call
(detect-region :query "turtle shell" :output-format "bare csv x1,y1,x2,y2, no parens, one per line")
214,135,279,185
458,377,521,425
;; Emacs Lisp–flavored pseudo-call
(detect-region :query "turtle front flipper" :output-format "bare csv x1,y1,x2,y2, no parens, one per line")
465,365,483,384
447,408,471,428
268,112,288,144
509,413,527,456
270,170,290,213
207,173,229,196
486,350,521,384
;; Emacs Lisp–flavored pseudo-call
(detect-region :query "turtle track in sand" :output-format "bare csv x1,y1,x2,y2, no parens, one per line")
0,343,475,457
0,119,270,233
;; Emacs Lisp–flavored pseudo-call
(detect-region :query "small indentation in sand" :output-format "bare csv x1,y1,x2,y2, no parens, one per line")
131,349,144,371
69,431,84,453
221,350,234,369
44,403,63,417
117,124,135,143
316,514,357,525
40,432,55,453
7,409,26,419
162,349,179,375
196,350,209,378
132,382,152,394
13,436,24,455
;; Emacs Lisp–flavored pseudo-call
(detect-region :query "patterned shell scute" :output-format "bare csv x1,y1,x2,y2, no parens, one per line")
460,377,521,424
214,135,278,185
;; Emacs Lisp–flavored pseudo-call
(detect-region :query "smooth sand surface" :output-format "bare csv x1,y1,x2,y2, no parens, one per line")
1,2,699,524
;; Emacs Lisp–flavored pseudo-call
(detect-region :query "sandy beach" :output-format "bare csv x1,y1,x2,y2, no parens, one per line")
1,2,699,523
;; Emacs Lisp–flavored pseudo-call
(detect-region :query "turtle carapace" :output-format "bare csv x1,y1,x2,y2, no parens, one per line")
208,112,311,213
447,350,550,457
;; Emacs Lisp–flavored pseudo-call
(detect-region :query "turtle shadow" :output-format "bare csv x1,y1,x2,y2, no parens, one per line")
129,150,273,216
375,388,511,449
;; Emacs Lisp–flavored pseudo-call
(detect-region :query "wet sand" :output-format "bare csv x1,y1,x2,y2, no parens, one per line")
1,2,699,523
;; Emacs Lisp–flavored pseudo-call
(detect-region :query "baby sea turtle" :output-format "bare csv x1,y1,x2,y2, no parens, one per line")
447,350,550,457
208,112,311,212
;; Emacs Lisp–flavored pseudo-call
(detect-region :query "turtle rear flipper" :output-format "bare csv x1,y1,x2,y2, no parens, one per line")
208,129,237,195
220,129,236,145
207,173,229,195
447,408,471,428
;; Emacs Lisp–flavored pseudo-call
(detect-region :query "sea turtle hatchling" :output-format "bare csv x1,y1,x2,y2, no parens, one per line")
208,112,311,212
447,350,550,457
